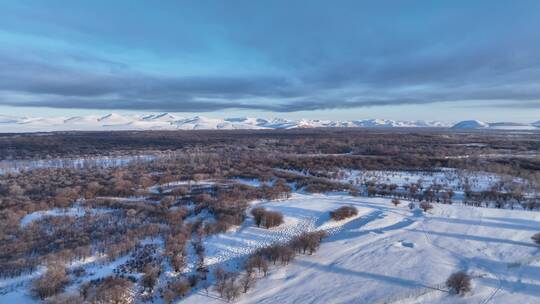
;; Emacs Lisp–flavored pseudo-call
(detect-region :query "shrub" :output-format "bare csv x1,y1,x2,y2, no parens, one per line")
446,271,472,295
141,265,160,292
262,211,284,228
251,207,266,227
330,206,358,221
291,231,326,255
251,207,284,229
223,276,242,301
82,276,134,304
162,277,191,304
240,271,256,293
532,233,540,245
420,201,433,212
31,263,70,299
44,292,84,304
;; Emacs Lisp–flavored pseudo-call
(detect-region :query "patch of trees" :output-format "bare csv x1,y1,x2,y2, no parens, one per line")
80,276,135,304
212,230,328,301
419,201,434,212
330,206,358,221
31,262,70,299
161,277,191,304
251,207,284,228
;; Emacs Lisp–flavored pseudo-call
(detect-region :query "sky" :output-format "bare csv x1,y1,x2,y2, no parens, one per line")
1,0,540,123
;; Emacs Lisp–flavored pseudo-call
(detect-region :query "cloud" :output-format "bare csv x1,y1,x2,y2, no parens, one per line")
1,1,540,112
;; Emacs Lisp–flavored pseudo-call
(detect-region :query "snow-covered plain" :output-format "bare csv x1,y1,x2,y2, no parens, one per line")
184,193,540,304
3,173,540,303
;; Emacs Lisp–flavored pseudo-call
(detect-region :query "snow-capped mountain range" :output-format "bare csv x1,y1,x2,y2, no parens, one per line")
0,113,537,132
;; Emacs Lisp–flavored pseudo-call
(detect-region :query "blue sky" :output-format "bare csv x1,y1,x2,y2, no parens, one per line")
1,0,539,122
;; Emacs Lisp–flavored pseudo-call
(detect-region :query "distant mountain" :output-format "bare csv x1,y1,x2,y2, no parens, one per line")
1,113,537,132
451,120,489,129
452,120,539,130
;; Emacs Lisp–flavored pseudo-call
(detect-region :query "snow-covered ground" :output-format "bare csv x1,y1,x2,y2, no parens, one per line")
4,182,540,303
183,193,540,304
19,207,102,227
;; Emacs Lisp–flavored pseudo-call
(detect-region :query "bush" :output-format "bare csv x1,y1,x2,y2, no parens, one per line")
44,292,84,304
251,207,284,229
141,265,160,292
162,277,191,304
31,263,70,299
446,271,472,295
82,276,134,304
532,233,540,245
291,231,326,255
251,207,266,227
330,206,358,221
262,211,284,228
420,201,433,212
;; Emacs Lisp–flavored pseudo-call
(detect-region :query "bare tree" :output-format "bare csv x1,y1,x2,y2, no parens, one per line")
141,265,160,293
262,211,284,229
44,292,84,304
446,271,472,295
240,270,256,293
162,277,191,304
223,276,242,302
83,276,134,304
31,262,70,299
420,201,433,212
251,207,266,227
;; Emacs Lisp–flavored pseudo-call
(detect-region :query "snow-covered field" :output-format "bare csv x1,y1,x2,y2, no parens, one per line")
183,193,540,304
3,174,540,303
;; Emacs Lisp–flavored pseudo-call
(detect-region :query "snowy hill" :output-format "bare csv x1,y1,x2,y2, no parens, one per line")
452,120,540,130
451,120,490,129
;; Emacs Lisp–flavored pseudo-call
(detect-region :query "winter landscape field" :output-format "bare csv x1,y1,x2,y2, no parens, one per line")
3,1,540,303
0,129,539,304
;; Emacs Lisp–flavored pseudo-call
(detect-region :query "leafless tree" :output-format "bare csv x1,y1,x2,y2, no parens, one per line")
240,270,256,293
420,201,433,212
446,271,472,295
31,262,70,299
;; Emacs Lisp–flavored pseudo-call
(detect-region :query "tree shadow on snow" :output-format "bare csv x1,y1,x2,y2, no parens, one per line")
326,212,416,243
410,229,538,248
295,260,433,289
430,216,540,232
